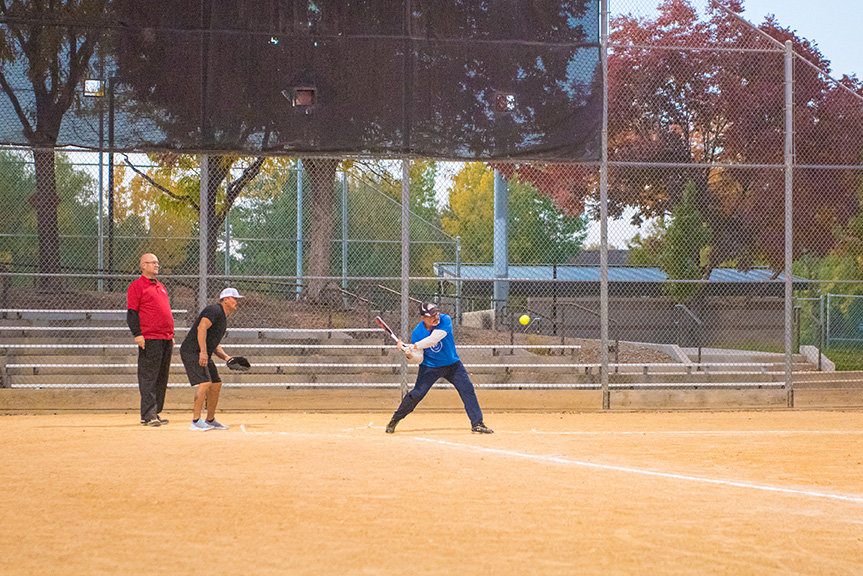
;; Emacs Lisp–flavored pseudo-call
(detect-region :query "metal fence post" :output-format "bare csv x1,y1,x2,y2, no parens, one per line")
493,169,508,321
199,155,209,311
107,76,115,291
455,235,462,326
600,0,610,410
342,169,349,305
819,293,825,369
97,81,104,292
784,40,794,408
400,158,410,398
296,159,304,300
224,208,230,285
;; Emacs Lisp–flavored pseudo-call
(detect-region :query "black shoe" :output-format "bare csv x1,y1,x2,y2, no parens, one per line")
142,418,162,427
385,417,399,434
156,415,169,425
471,422,494,434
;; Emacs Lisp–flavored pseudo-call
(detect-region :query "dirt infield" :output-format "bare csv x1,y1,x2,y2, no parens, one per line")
2,410,863,575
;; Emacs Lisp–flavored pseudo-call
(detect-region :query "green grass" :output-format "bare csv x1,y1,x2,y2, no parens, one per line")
823,346,863,371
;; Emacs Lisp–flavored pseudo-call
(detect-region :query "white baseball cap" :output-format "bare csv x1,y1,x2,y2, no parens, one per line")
219,287,244,300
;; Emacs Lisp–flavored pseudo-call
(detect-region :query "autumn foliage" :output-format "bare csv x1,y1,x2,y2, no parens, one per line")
498,0,863,274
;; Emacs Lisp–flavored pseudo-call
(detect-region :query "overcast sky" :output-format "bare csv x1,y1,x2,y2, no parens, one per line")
741,0,862,80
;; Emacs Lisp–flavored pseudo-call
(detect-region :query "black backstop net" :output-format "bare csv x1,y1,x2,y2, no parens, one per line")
0,0,601,161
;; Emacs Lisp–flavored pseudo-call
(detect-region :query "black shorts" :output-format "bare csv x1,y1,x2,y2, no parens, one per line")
181,351,221,386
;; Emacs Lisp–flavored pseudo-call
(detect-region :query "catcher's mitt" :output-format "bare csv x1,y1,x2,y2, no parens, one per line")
226,356,251,371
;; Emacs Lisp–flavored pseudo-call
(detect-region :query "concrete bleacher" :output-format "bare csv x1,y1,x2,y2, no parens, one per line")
4,308,863,412
0,306,847,394
0,308,588,389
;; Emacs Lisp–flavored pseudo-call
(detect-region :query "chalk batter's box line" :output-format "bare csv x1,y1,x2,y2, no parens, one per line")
413,436,863,505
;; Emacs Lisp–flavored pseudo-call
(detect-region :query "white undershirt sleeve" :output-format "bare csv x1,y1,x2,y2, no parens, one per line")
412,329,447,350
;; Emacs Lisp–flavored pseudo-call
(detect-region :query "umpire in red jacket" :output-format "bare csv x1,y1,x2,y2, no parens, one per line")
126,253,174,427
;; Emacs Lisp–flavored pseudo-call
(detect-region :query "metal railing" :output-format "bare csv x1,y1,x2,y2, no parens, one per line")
674,303,703,365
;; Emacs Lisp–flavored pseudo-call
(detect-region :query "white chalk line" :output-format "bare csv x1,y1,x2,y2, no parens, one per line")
237,424,863,504
412,437,863,504
239,424,360,439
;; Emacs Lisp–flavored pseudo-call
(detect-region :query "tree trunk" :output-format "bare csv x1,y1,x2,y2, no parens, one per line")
30,148,63,292
205,157,230,281
304,158,340,302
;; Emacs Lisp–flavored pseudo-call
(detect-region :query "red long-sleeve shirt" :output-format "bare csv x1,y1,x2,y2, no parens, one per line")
126,276,174,340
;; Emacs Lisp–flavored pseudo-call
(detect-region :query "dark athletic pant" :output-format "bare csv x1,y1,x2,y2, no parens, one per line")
138,338,173,421
392,361,483,426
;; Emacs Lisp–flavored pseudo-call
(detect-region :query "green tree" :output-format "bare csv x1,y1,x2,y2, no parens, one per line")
442,163,587,264
441,163,494,262
0,151,36,272
659,181,711,303
626,219,666,268
409,160,442,227
508,174,588,264
0,0,110,287
0,150,99,286
123,153,270,288
227,159,300,281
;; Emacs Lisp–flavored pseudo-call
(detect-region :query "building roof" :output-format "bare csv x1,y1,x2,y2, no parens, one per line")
433,263,807,284
566,249,630,267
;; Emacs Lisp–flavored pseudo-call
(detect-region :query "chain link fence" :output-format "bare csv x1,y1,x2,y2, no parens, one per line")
2,0,863,400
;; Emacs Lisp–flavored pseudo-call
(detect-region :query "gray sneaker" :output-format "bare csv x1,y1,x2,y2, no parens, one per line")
471,422,494,434
189,419,213,431
206,419,229,430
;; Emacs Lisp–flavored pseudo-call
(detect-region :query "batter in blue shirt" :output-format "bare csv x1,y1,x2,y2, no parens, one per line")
386,302,493,434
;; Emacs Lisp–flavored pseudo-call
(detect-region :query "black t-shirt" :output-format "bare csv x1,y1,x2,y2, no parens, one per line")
181,303,227,357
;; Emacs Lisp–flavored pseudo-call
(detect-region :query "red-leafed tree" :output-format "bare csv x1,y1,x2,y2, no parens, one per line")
497,0,863,275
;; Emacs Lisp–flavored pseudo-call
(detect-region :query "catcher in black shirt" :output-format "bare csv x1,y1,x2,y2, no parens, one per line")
181,287,245,431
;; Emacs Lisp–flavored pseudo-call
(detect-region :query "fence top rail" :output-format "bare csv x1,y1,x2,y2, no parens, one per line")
612,362,778,367
4,361,781,369
0,308,188,314
0,343,390,349
458,344,582,349
0,326,129,331
0,326,380,333
5,381,790,390
0,342,581,350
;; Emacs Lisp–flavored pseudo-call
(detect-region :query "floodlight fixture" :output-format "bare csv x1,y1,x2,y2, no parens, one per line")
83,79,104,97
292,86,316,109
